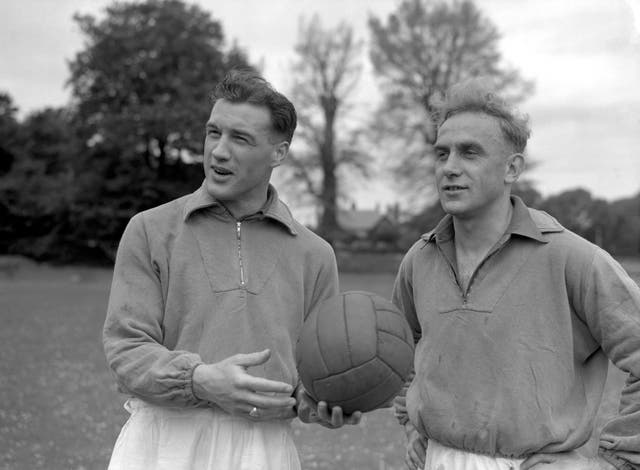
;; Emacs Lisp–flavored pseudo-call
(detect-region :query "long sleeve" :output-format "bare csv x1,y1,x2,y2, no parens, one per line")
577,249,640,469
306,243,340,319
295,242,340,405
391,250,421,426
103,213,204,407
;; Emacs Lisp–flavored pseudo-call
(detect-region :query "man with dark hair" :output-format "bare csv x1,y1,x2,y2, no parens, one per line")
103,70,359,470
393,78,640,470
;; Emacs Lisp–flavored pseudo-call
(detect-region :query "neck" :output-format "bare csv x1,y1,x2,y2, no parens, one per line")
222,187,271,220
452,197,513,255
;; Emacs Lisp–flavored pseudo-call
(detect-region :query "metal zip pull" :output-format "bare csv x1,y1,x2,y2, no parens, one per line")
236,221,245,287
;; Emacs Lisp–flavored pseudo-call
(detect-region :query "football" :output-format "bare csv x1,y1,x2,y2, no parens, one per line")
296,290,414,414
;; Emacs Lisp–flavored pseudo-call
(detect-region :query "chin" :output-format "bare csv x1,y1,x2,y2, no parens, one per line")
204,179,233,201
440,200,468,216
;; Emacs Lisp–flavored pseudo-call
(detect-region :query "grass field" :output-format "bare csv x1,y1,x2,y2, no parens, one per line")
0,258,637,470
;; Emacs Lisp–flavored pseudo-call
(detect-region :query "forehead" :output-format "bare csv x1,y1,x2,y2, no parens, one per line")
435,111,506,149
207,99,273,134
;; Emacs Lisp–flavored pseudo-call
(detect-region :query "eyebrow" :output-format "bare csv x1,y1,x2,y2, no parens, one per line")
205,123,256,141
434,140,484,151
458,141,484,151
231,128,256,142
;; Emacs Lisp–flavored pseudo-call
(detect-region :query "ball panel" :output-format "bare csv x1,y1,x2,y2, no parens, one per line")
343,292,378,366
297,304,332,402
369,294,398,312
315,295,351,373
376,330,415,379
375,307,414,345
319,361,405,414
312,357,388,402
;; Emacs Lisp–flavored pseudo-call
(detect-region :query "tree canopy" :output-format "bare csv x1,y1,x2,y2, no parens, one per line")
63,0,253,260
0,93,21,176
1,0,638,262
0,0,254,262
69,0,251,172
0,105,78,258
368,0,533,196
285,15,367,243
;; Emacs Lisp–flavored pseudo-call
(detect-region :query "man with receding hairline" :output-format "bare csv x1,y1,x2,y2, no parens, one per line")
392,78,640,470
103,70,360,470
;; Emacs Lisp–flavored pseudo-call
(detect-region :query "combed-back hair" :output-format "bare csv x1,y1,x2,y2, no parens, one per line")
433,78,531,153
211,69,297,143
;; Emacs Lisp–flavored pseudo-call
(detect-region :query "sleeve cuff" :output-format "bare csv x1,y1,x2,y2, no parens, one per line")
188,360,207,406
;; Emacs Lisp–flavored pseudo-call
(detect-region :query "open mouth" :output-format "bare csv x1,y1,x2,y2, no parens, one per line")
212,165,233,176
443,184,467,191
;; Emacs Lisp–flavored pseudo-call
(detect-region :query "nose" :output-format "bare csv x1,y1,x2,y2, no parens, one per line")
440,152,462,177
211,135,230,161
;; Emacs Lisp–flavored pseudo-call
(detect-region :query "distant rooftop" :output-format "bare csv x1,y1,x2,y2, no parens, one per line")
337,209,383,232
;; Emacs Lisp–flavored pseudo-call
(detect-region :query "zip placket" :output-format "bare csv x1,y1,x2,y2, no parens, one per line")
236,221,246,287
440,239,508,305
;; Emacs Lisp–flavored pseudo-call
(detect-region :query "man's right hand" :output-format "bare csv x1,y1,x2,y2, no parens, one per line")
404,421,427,470
294,384,362,428
192,349,297,421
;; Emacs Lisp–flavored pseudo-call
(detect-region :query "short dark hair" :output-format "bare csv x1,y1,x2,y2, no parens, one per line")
434,78,531,153
210,69,297,143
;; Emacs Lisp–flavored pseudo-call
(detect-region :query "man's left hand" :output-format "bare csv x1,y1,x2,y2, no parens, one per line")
521,451,617,470
294,384,362,428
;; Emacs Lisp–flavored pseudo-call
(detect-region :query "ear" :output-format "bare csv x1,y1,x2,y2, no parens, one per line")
270,141,289,168
505,153,525,184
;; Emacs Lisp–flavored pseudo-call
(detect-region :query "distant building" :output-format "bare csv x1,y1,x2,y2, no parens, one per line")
336,202,401,250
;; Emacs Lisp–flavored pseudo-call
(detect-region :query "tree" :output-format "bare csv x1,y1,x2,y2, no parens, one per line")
0,107,78,259
609,193,640,255
0,92,21,176
68,0,252,186
399,199,446,249
285,15,368,244
0,93,23,253
368,0,534,197
511,179,544,208
64,0,254,260
540,188,614,249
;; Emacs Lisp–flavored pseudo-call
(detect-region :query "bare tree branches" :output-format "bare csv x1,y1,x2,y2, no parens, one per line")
368,0,534,198
286,15,367,242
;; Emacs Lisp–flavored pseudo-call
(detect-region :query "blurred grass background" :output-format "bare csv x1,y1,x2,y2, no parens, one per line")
0,257,636,470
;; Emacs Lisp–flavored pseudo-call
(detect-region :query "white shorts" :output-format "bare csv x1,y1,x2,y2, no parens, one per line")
426,440,524,470
107,398,300,470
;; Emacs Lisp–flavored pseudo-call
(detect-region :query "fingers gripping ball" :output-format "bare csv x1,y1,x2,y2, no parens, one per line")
296,291,414,414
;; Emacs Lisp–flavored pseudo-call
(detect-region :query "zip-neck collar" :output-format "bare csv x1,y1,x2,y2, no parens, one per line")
183,182,298,236
421,196,563,245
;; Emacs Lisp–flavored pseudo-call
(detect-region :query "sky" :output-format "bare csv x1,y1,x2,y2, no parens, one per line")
1,0,640,214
